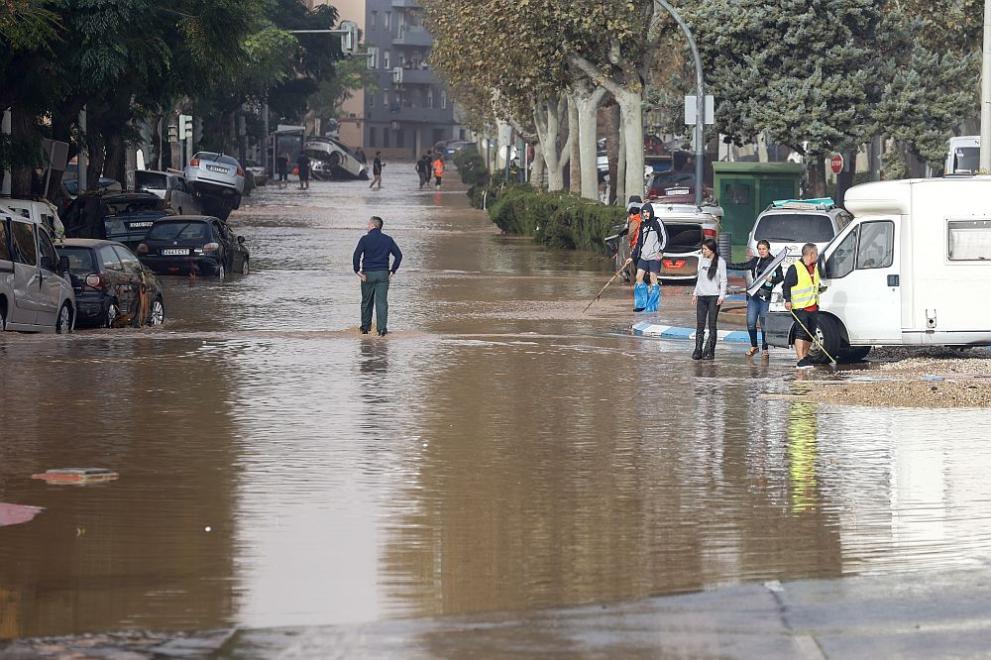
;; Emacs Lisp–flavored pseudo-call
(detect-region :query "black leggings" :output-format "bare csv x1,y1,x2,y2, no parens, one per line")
696,296,720,343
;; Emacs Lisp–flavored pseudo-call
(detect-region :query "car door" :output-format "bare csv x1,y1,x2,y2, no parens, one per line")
35,228,65,326
821,217,901,344
9,219,40,325
219,222,243,270
0,218,16,327
112,245,145,321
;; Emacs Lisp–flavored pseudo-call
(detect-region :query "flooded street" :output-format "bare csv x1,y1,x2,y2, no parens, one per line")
3,170,991,640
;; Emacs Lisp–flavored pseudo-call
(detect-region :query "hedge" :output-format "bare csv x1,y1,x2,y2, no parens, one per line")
487,188,626,254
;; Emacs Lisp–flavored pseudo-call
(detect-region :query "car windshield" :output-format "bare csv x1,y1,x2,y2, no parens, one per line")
58,246,97,275
147,221,209,241
135,172,167,190
217,155,239,166
755,213,835,243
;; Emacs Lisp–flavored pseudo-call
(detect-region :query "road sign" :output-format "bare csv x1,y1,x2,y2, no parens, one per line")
684,95,714,125
830,153,844,174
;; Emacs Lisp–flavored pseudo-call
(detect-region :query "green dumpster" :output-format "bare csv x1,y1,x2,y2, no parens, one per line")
713,162,804,245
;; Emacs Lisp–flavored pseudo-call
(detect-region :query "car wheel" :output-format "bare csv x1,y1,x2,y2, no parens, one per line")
216,263,226,281
839,345,872,363
148,298,165,326
241,258,249,275
105,301,120,328
808,314,843,364
55,303,73,334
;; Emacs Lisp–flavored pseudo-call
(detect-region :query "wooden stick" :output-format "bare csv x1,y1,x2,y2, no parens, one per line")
583,259,632,313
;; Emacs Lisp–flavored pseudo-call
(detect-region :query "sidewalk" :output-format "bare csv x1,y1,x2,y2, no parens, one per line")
7,568,989,658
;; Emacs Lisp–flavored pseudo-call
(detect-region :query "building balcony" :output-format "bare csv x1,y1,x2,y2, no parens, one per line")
391,0,421,7
381,104,454,124
392,67,437,85
393,28,432,47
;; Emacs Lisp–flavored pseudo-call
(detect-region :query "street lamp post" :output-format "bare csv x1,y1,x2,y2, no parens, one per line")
981,0,991,172
655,0,705,207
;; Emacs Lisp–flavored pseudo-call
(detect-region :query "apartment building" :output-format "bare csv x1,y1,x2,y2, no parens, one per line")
308,0,463,161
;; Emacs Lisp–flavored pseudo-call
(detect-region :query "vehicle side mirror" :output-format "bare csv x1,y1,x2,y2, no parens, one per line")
237,235,245,244
818,254,827,278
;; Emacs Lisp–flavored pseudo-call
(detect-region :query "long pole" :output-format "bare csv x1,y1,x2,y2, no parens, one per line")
981,0,991,172
656,0,705,207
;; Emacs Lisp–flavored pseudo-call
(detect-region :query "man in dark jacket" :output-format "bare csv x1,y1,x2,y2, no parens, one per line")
353,216,403,336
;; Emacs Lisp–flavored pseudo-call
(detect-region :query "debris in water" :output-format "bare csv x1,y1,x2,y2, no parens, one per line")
0,503,45,527
31,468,120,485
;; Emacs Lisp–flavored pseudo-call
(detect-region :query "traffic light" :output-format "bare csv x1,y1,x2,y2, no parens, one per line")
179,114,193,140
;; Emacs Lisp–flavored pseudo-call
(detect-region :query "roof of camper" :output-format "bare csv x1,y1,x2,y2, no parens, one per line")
844,177,991,216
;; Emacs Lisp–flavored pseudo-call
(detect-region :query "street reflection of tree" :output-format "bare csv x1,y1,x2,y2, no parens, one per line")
0,337,238,638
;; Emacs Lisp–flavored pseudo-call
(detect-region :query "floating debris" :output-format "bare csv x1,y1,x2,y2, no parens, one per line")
31,468,120,485
0,503,45,527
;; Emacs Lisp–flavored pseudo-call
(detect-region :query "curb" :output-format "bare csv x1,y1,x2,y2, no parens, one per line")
632,321,761,345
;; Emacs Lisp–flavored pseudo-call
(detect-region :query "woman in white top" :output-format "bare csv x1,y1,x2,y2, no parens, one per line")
691,238,727,360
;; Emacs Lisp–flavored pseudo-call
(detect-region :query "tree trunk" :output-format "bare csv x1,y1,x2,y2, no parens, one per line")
606,105,620,204
617,119,626,204
533,96,572,193
807,156,827,197
575,87,607,200
616,89,644,200
9,109,34,197
531,142,545,191
104,131,126,187
869,135,882,181
568,97,580,194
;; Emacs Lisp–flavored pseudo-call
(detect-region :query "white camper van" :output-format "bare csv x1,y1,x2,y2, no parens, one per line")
764,177,991,362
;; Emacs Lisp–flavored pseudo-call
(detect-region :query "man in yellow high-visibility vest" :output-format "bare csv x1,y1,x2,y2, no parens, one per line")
783,243,821,369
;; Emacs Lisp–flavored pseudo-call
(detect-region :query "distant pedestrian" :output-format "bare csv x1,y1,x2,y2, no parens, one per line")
783,243,822,369
369,152,384,190
691,238,727,361
728,239,784,358
432,155,445,188
276,153,289,188
353,216,403,336
296,152,311,190
415,154,430,189
631,202,666,313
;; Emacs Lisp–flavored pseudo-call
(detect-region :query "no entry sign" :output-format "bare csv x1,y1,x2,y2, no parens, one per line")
830,153,844,174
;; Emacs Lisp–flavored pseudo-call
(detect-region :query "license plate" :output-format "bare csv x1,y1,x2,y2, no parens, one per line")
128,221,153,228
663,259,687,269
161,248,189,256
207,165,228,174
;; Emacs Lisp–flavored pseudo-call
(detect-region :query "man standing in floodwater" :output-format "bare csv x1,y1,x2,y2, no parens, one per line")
353,216,403,336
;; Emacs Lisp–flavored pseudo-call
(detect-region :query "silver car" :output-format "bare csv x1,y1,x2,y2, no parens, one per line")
1,209,76,333
184,152,245,207
134,169,202,215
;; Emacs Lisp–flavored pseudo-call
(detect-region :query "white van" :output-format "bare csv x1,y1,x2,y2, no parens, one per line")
945,136,980,176
1,197,65,239
764,177,991,362
0,209,76,333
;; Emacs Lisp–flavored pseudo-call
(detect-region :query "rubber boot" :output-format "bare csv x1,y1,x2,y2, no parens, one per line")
702,335,716,360
691,332,704,360
645,285,660,312
633,282,647,312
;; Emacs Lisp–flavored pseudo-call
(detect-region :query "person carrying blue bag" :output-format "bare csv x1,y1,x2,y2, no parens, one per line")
631,202,667,312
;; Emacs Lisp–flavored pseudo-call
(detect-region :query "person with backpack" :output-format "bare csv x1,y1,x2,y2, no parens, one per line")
728,239,784,358
691,238,727,360
630,202,667,313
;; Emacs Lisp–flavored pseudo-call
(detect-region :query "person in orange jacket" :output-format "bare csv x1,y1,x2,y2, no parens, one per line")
432,156,445,188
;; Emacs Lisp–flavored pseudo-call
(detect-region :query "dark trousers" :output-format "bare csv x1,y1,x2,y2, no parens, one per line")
696,295,720,347
746,295,770,349
360,270,390,332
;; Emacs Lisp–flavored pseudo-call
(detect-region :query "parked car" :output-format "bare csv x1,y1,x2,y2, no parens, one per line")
646,170,699,199
184,152,245,207
744,198,851,290
134,170,202,216
137,215,249,281
764,178,991,362
102,192,173,250
1,197,65,238
0,208,75,333
57,239,165,328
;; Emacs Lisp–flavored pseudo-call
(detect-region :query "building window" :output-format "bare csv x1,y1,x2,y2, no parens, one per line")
371,11,378,29
383,50,390,69
383,129,391,148
369,127,378,147
367,47,378,70
383,91,389,107
441,90,447,109
426,87,434,109
385,12,391,29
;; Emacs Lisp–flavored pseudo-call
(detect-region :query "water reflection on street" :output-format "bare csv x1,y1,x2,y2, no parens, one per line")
2,171,991,638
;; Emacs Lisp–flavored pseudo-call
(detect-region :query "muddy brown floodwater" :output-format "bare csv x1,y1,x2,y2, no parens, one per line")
2,169,991,640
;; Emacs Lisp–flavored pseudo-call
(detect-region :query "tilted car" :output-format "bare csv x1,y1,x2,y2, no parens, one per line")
57,239,165,328
1,209,75,333
184,152,245,213
137,215,249,281
134,170,202,216
102,192,173,250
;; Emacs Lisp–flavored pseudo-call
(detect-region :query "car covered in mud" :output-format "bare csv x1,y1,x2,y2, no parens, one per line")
57,239,166,328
